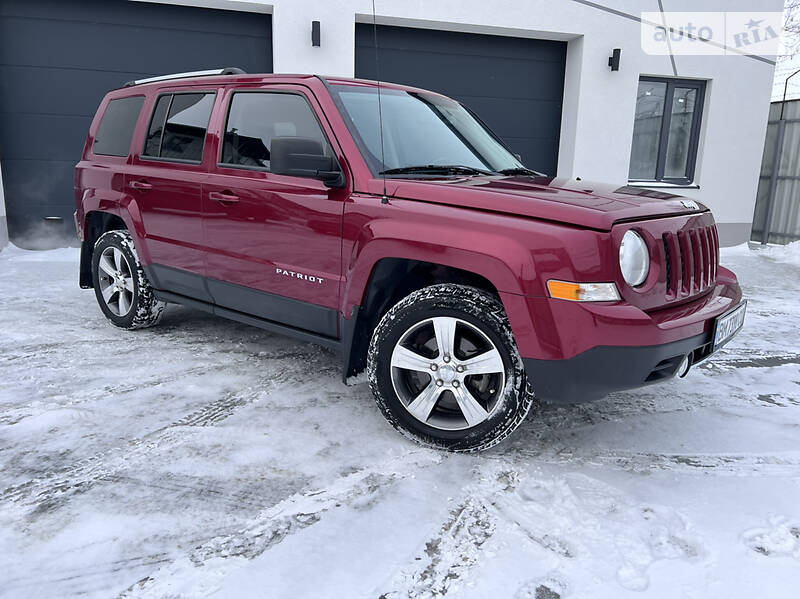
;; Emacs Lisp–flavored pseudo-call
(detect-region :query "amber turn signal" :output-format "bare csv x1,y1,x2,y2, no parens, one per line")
547,280,621,302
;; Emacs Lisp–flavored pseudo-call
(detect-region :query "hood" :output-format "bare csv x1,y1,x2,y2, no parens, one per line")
385,175,708,230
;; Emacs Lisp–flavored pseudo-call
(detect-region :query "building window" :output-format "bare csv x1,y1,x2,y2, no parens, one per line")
628,77,706,185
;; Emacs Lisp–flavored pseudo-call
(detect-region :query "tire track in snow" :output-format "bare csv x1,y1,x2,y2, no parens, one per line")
504,449,800,476
376,465,517,599
0,524,239,597
487,472,704,593
0,364,230,426
0,367,301,511
118,451,443,598
379,498,496,599
99,472,278,513
699,350,800,370
522,383,752,433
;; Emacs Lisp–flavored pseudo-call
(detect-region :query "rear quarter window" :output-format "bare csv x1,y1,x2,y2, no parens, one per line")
93,96,145,157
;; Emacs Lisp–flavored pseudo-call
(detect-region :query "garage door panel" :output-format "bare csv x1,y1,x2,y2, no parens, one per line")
0,0,266,37
371,50,564,101
356,25,566,63
499,137,552,167
2,160,76,211
1,114,92,161
127,32,270,74
462,97,564,140
0,66,135,118
355,24,566,177
1,19,268,75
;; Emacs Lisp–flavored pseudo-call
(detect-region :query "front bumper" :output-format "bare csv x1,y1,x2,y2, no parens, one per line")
504,268,743,403
523,331,715,403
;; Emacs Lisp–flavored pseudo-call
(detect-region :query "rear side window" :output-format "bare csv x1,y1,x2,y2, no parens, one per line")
93,96,145,157
142,92,215,162
221,92,331,170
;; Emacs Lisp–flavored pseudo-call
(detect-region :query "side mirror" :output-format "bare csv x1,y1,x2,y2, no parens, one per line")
513,153,522,162
270,137,345,188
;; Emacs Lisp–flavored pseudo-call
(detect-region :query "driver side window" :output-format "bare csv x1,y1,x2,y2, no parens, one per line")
220,91,331,171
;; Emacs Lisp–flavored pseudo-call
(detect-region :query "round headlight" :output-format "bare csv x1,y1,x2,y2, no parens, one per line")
619,230,649,287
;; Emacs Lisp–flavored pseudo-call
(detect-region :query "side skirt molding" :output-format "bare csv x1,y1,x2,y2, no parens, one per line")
153,289,343,351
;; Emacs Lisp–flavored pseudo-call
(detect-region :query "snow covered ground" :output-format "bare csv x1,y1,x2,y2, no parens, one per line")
1,242,799,599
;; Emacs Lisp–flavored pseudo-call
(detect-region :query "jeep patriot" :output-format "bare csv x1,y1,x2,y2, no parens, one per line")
75,69,746,450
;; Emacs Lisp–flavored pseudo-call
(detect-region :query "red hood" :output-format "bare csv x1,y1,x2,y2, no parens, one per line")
385,176,708,230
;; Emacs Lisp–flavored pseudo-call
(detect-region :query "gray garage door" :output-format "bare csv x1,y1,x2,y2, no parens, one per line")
355,24,566,177
0,0,272,248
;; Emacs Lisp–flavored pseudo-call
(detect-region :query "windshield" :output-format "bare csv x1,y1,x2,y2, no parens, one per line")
330,84,527,176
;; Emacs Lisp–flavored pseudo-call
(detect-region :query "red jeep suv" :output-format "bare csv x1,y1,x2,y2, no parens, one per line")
75,69,746,451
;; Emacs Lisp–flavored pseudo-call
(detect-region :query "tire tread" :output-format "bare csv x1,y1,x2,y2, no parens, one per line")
367,284,534,452
93,230,165,330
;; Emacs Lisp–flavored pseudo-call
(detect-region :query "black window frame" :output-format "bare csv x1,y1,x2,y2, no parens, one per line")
140,90,217,165
217,89,336,174
93,95,146,158
628,76,706,186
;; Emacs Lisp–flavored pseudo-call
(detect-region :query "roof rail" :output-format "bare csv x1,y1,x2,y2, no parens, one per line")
123,67,246,88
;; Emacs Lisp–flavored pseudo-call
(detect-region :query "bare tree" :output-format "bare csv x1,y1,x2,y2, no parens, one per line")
782,0,800,57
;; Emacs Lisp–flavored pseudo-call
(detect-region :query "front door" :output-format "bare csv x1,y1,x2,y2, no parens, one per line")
202,86,346,338
128,90,216,301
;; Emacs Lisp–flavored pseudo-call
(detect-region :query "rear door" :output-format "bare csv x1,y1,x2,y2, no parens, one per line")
202,85,347,338
127,89,217,301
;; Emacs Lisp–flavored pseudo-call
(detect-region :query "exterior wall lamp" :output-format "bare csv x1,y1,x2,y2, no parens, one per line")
312,21,321,47
608,48,621,71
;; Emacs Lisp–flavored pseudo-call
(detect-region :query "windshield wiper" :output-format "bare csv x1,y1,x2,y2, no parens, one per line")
497,167,544,176
379,164,494,176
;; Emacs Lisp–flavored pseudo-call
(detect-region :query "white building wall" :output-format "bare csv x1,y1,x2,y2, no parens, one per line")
2,0,775,247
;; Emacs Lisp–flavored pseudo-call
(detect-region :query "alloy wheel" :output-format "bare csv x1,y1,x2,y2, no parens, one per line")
97,246,134,316
390,316,506,431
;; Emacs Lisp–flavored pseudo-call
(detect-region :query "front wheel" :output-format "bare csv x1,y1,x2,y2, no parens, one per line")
91,230,165,329
367,284,534,451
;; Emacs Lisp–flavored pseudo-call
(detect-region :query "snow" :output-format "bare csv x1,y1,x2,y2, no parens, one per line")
762,240,800,268
1,242,799,599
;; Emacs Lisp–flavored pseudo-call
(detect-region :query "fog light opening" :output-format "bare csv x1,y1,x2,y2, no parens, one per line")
677,355,692,378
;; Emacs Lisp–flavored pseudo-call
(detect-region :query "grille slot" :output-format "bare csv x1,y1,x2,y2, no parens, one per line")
662,235,672,293
661,224,718,301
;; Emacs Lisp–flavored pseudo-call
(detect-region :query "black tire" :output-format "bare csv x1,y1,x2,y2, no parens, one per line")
367,284,534,452
91,230,165,329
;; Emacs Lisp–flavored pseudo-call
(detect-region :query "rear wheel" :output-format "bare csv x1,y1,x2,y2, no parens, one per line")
367,284,534,451
91,230,165,329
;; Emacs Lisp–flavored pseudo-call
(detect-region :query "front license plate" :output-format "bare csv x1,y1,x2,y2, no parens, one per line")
713,301,747,349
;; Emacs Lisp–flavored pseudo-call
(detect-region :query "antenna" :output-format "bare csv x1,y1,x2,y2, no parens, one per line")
371,0,388,203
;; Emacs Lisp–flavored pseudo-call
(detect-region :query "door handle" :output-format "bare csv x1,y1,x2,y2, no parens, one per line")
209,191,240,204
129,180,152,191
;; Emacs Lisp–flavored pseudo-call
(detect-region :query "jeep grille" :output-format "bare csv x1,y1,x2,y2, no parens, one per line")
661,225,719,300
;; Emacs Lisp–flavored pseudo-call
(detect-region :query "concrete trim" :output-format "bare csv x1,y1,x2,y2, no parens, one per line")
352,14,580,42
557,36,583,178
716,222,753,247
128,0,273,13
0,158,6,251
0,217,7,252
